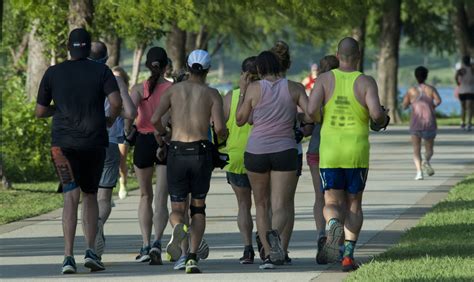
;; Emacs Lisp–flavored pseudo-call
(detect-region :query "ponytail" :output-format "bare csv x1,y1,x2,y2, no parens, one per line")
145,61,165,100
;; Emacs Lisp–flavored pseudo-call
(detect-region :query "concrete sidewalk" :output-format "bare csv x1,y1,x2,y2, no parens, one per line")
1,126,473,281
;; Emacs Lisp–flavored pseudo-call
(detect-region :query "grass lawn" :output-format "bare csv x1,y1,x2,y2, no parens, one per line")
0,177,139,225
346,174,474,281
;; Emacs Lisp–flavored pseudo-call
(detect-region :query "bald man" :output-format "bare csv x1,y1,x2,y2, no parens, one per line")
307,37,389,271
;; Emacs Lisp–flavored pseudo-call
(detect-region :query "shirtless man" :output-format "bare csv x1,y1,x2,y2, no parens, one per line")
308,37,389,271
151,50,228,274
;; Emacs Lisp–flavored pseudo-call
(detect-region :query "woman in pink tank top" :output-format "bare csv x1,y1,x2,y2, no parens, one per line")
236,51,311,267
129,47,172,263
402,66,441,181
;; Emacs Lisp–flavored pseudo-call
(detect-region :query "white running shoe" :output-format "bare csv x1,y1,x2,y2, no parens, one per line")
118,178,127,199
118,188,127,200
415,171,424,180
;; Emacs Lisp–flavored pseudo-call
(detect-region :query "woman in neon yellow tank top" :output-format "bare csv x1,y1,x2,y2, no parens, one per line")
222,56,258,264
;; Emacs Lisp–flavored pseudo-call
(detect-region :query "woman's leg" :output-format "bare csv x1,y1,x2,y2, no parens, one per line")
135,165,154,246
411,135,422,173
247,171,271,256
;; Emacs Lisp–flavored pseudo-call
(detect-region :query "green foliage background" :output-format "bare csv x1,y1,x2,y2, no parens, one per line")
1,69,56,182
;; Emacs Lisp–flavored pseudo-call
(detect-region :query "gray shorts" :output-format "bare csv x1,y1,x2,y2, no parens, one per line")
307,124,321,154
410,130,437,140
226,172,251,188
99,143,120,189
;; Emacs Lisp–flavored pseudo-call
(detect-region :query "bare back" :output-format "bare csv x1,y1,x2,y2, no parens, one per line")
169,81,221,142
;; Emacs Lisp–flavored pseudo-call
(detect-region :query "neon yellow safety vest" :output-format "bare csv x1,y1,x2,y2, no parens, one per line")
319,69,370,168
222,89,252,174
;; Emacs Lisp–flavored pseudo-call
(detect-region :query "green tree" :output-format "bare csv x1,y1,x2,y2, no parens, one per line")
96,0,193,86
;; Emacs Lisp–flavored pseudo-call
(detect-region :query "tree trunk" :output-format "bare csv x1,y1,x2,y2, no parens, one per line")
103,33,121,67
185,32,197,55
130,43,146,87
352,15,367,72
26,21,49,102
453,0,474,57
68,0,93,31
195,25,209,50
377,0,401,123
166,22,186,73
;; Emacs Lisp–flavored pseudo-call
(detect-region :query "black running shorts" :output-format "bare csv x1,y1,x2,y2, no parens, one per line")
244,149,298,173
167,140,214,202
133,133,166,168
459,93,474,101
51,146,105,194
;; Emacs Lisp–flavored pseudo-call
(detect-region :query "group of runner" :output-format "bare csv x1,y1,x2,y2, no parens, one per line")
45,27,474,276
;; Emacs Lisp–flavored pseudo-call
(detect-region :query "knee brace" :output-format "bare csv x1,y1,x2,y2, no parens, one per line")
190,204,206,217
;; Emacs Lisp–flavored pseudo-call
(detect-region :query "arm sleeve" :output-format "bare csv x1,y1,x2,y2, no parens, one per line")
103,67,119,96
36,68,53,106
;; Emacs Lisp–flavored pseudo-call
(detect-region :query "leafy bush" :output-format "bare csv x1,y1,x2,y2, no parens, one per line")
1,71,56,182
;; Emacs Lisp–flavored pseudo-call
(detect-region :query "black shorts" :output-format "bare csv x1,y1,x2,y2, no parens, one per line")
51,146,105,194
167,140,214,202
244,149,298,173
133,133,166,168
459,93,474,101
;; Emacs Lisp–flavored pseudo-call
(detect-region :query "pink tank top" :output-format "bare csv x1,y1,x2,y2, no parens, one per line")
246,78,297,154
136,80,172,133
410,85,437,132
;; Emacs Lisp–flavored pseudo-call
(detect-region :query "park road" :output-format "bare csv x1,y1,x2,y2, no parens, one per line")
0,126,473,281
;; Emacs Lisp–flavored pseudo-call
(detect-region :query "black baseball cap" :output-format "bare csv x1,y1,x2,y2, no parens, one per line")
68,28,91,59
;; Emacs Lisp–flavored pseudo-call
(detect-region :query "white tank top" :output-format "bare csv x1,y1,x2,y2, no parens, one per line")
459,66,474,94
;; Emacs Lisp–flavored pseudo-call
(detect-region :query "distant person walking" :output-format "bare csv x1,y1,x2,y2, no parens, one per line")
301,63,318,94
35,28,122,274
403,66,442,180
112,66,132,200
455,56,474,131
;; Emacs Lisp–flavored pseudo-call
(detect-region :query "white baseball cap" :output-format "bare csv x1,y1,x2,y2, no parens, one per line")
187,49,211,70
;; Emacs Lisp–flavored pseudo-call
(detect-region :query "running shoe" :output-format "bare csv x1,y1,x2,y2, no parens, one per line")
173,255,187,270
119,178,127,199
341,256,359,272
149,240,163,265
185,258,201,274
259,256,275,270
166,223,188,262
135,245,151,262
266,229,285,265
61,256,76,274
316,236,327,264
256,232,265,261
415,171,424,180
239,248,255,264
422,161,435,176
197,238,209,260
467,124,472,132
84,249,105,272
320,220,344,263
95,219,105,259
284,253,292,265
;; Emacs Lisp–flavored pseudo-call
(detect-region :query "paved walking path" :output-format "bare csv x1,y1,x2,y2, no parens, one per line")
1,126,473,281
